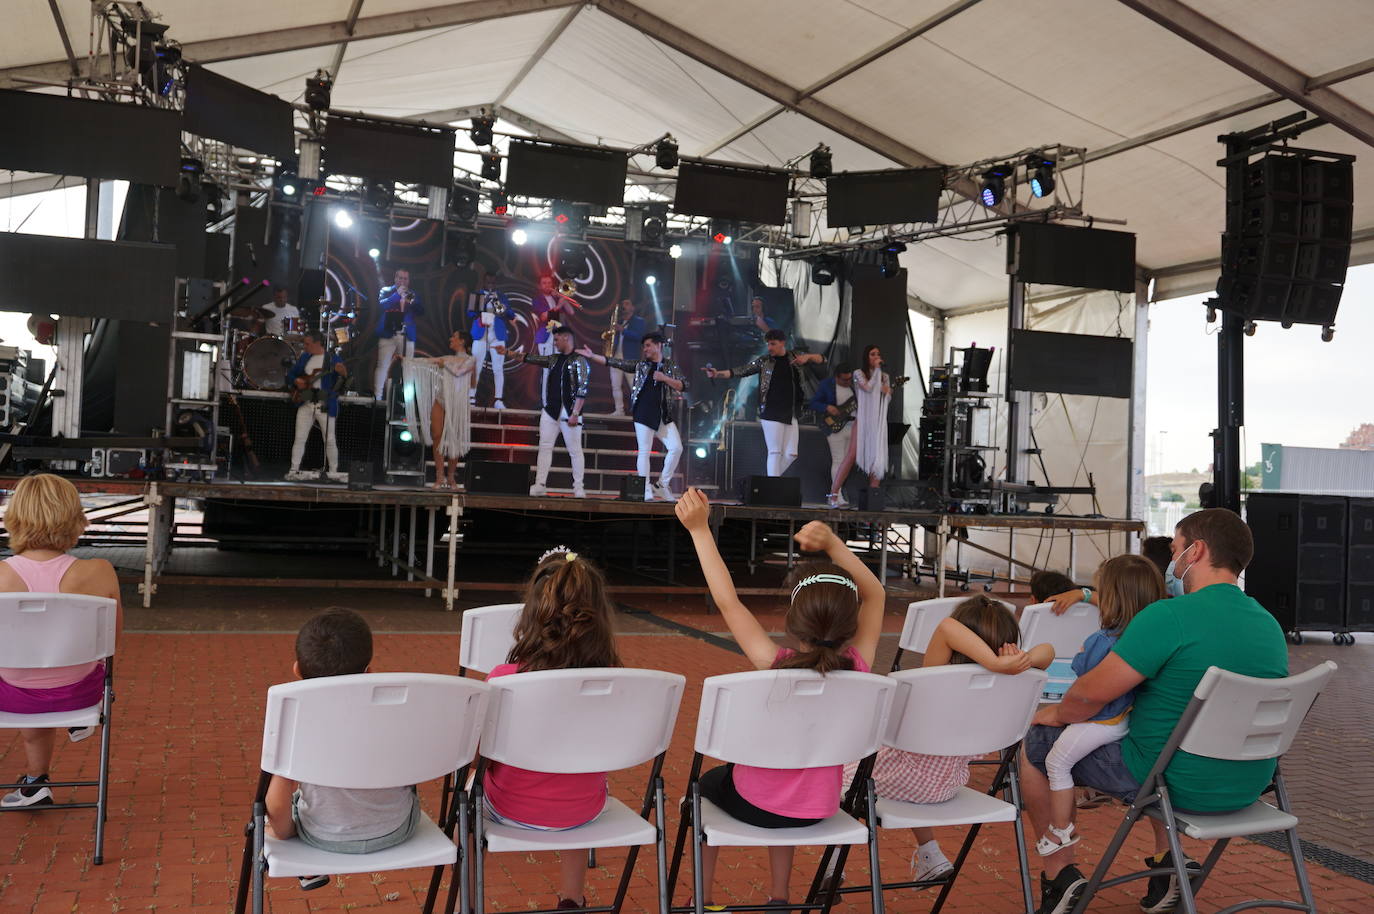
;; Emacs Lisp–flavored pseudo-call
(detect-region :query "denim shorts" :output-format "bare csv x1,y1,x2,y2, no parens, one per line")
291,787,420,854
1022,725,1141,802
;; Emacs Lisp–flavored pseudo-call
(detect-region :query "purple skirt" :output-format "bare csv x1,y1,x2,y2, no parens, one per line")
0,662,106,714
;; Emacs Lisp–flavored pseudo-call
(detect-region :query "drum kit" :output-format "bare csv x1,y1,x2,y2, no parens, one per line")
228,303,358,390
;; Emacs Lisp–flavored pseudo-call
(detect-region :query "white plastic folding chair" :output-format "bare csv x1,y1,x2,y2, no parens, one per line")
458,603,523,677
1069,661,1338,914
1018,601,1101,701
667,669,897,914
464,667,686,914
233,673,491,914
0,593,118,864
890,597,1015,671
812,665,1047,914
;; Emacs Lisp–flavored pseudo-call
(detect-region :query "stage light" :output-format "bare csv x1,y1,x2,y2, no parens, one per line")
980,165,1012,208
694,446,708,459
470,113,495,147
304,69,332,111
719,234,733,245
449,186,479,222
482,153,502,182
558,240,589,283
642,216,665,246
511,228,528,246
710,219,736,245
398,429,413,443
282,183,297,196
811,255,838,286
491,189,508,215
1025,153,1056,198
645,274,657,286
334,209,354,229
809,144,832,179
879,241,906,279
554,212,568,225
273,163,302,200
368,247,381,259
363,180,394,214
669,243,683,259
655,136,678,170
176,156,203,202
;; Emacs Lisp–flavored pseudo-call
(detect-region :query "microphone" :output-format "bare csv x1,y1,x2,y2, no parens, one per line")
246,243,257,266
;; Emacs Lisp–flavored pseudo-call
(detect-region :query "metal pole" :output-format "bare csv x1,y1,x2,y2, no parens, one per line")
1213,309,1245,513
407,505,417,582
377,504,387,567
936,517,950,597
391,504,401,577
425,506,436,598
445,497,460,611
1004,270,1030,483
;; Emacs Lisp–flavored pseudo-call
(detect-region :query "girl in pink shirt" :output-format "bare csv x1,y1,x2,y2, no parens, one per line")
481,547,621,910
676,488,885,909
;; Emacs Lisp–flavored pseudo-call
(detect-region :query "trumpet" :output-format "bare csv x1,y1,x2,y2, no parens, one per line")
602,301,621,358
715,387,736,451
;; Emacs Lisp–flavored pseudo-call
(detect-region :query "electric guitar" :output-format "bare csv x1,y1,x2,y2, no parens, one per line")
821,376,908,433
290,364,332,404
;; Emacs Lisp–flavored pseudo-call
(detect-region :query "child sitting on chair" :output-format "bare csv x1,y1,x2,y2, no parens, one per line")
1036,554,1161,857
675,488,886,910
265,609,420,889
481,547,622,911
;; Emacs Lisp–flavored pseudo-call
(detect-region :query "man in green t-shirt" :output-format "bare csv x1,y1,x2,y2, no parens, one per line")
1020,508,1288,914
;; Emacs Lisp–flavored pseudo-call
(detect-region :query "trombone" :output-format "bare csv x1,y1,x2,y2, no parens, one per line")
715,387,736,450
602,302,621,358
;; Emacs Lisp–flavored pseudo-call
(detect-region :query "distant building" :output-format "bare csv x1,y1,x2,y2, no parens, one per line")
1340,423,1374,450
1259,443,1374,496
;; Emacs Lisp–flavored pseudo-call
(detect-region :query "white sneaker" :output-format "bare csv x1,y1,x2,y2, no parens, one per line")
529,484,548,497
285,469,309,482
68,726,95,743
573,485,587,498
326,471,348,483
2,775,53,808
643,484,657,502
654,483,677,502
493,399,506,410
834,492,850,508
911,847,954,883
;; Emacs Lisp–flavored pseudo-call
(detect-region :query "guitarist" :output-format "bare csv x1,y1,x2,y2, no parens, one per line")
809,365,856,501
286,331,348,482
826,344,894,508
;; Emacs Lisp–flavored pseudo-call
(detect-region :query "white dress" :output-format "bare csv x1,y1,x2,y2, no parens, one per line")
853,368,890,479
402,355,473,458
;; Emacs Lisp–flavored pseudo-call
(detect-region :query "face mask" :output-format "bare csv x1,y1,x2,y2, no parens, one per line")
1164,543,1195,597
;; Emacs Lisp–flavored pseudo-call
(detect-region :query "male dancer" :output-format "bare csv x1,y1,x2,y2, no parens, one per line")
286,331,348,482
705,329,823,476
607,299,645,416
373,268,423,400
580,332,685,500
516,326,590,498
468,287,512,409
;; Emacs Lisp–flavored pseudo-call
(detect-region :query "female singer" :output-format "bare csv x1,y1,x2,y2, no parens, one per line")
403,331,477,490
827,344,891,508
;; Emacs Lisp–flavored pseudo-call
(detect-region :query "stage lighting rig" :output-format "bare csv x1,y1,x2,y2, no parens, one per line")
304,69,332,111
558,240,590,284
273,162,302,200
668,243,683,259
979,165,1013,207
176,157,203,202
879,241,906,278
202,181,224,223
470,113,496,147
643,215,666,246
1025,153,1055,198
449,185,480,223
710,220,736,245
481,153,502,182
491,189,508,215
655,136,679,170
809,145,832,179
511,227,529,246
363,180,394,214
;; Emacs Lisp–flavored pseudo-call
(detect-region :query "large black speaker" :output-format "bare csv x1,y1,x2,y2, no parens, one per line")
741,475,801,507
466,459,529,495
1246,493,1346,631
1348,498,1374,629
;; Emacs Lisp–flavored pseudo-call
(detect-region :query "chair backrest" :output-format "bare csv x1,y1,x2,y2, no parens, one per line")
0,593,117,668
261,673,490,789
898,596,1015,653
1019,601,1102,658
884,665,1048,756
459,603,523,674
481,668,686,773
694,669,896,768
1174,661,1336,762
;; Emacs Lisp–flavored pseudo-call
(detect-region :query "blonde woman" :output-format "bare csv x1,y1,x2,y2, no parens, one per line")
0,474,122,808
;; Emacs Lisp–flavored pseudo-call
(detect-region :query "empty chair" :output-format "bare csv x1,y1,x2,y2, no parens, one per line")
462,667,686,914
891,597,1015,671
0,593,118,864
458,603,523,676
233,673,490,914
1070,661,1337,914
667,668,896,914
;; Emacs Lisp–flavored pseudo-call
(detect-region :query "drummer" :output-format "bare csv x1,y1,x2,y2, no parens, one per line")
260,288,302,338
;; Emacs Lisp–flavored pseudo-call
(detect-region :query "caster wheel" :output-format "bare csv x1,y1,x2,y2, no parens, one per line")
1243,320,1257,336
1281,321,1293,329
1322,326,1334,342
1332,634,1342,645
1287,631,1303,645
983,583,993,592
959,583,970,592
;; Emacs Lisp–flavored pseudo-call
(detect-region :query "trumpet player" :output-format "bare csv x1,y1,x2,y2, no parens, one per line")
580,332,684,501
468,287,512,410
531,272,578,395
606,299,645,416
373,268,423,401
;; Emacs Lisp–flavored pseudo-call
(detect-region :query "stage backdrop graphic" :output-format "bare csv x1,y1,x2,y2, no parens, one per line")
326,221,638,413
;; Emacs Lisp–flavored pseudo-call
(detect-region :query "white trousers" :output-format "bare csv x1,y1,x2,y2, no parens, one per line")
537,338,554,394
471,335,505,400
609,342,630,413
634,420,683,485
825,424,853,478
535,407,585,488
374,334,413,401
290,403,338,472
760,418,800,477
1045,718,1131,792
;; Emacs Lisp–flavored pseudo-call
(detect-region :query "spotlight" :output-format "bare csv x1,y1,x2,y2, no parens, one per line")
282,183,297,197
398,429,414,444
558,240,589,283
176,156,203,202
491,189,508,215
273,163,302,200
202,181,223,223
811,255,838,286
481,153,502,182
879,241,906,279
363,180,394,214
449,186,479,222
809,144,832,179
368,247,381,259
710,220,736,245
655,136,679,170
511,228,528,246
694,446,708,459
470,113,495,147
1025,153,1056,198
718,234,733,245
645,274,657,286
668,243,683,259
334,209,354,229
642,216,665,246
980,165,1012,208
304,69,332,112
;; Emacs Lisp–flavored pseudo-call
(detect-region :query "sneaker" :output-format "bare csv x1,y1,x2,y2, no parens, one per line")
493,399,506,410
826,493,841,509
325,471,348,483
284,468,306,482
1036,865,1087,914
1036,823,1080,857
2,774,53,808
556,900,583,911
573,485,587,499
1140,851,1202,913
643,485,657,502
529,484,549,497
911,847,954,883
68,726,95,743
834,492,849,508
654,483,677,502
298,875,329,891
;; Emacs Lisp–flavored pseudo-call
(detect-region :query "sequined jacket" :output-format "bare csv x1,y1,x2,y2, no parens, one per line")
524,351,591,414
604,357,686,424
730,351,810,419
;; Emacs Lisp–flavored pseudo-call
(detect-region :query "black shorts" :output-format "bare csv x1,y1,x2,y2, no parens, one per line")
697,764,823,829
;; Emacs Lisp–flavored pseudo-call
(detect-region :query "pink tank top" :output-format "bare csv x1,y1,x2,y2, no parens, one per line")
0,554,98,688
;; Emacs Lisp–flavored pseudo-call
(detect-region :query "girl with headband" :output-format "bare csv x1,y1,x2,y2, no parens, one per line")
674,488,885,910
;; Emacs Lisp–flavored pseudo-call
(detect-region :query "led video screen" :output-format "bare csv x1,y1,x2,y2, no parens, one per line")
505,139,628,207
183,65,295,159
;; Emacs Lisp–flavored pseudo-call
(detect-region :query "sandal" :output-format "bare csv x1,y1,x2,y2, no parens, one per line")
1036,823,1080,857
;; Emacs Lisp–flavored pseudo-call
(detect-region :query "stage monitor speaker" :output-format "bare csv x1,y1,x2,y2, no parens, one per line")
741,475,801,508
467,460,530,495
1246,492,1346,632
857,486,887,511
619,475,647,501
348,461,375,491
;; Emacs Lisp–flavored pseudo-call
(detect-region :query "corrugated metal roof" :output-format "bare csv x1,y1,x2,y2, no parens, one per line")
1273,445,1374,497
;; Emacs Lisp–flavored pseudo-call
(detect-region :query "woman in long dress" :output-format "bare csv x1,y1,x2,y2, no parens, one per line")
403,330,477,489
828,344,891,506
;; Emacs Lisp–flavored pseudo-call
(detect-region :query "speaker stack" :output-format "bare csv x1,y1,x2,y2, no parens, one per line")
1218,152,1353,335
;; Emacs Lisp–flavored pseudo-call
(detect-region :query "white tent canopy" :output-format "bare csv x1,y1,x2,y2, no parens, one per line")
4,0,1374,311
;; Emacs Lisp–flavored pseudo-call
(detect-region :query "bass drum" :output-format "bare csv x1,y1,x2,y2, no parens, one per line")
240,336,299,390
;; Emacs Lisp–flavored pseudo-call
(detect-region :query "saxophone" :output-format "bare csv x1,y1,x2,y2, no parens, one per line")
601,302,621,358
715,387,736,450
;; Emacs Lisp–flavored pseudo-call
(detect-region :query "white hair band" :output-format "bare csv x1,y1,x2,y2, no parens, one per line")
790,573,859,603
